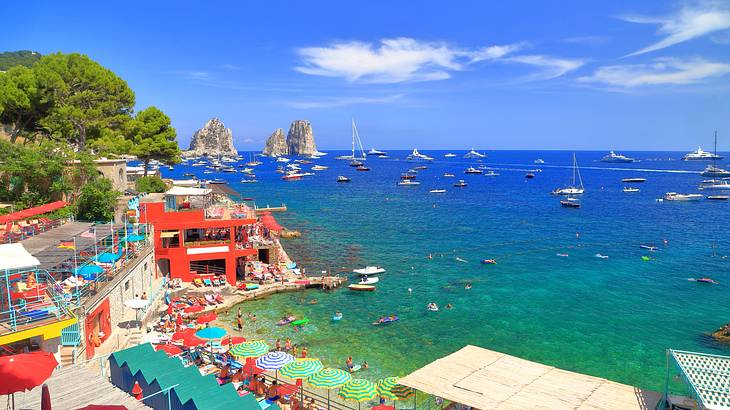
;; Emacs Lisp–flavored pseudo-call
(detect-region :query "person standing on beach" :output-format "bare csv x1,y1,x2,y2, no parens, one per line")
237,316,243,332
275,338,281,351
285,338,292,352
301,346,308,358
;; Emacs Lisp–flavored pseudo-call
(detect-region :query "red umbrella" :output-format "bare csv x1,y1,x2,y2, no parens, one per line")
242,361,265,375
371,406,395,410
196,312,217,324
171,329,205,347
0,351,58,395
154,344,183,356
220,336,246,346
183,305,204,314
76,406,128,410
167,305,174,315
176,314,183,326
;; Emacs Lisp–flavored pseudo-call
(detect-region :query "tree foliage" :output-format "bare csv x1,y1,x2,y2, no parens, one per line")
0,65,53,143
129,106,180,174
75,177,120,222
135,175,167,193
0,50,41,71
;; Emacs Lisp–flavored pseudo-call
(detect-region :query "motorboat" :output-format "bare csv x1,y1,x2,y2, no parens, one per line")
443,173,455,177
207,179,227,185
560,197,581,208
398,180,421,186
463,149,486,159
622,178,646,183
367,148,387,156
601,151,635,163
241,179,258,183
707,195,729,200
481,259,497,264
699,180,730,190
695,278,718,284
349,160,364,167
552,153,584,195
354,266,386,275
640,245,658,251
357,276,379,285
400,173,416,180
484,170,500,177
337,176,351,183
663,192,703,201
453,180,468,187
701,165,730,177
282,172,306,181
429,189,447,194
623,187,640,193
444,153,457,158
413,166,427,170
312,165,329,171
276,157,291,163
534,159,545,164
525,173,535,179
296,159,313,164
406,149,434,161
348,284,375,291
683,147,723,161
356,165,370,171
464,167,482,174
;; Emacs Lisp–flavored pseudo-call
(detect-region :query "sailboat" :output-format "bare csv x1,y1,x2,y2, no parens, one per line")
336,119,367,162
552,153,584,195
700,131,730,178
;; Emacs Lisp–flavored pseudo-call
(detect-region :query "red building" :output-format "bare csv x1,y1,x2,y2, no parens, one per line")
140,202,259,286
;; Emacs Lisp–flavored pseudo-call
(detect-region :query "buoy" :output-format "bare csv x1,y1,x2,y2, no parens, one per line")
132,381,143,400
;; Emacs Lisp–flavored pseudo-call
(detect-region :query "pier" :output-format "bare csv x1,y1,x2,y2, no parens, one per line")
254,203,288,213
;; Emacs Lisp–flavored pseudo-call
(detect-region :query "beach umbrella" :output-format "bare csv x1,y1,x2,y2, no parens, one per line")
308,368,352,409
255,351,294,381
171,329,205,347
338,379,377,409
391,384,415,400
370,405,395,410
95,252,121,263
74,264,104,279
195,327,226,340
279,358,324,380
241,361,265,375
229,340,269,359
77,406,129,410
154,344,183,356
196,312,217,324
375,377,399,400
0,352,58,409
183,305,204,314
126,233,145,242
220,336,246,346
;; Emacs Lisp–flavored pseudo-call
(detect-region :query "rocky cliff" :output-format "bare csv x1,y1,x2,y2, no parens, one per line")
286,120,318,156
262,128,288,157
188,118,237,157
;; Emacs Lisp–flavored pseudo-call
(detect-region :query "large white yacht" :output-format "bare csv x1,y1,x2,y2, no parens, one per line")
406,149,434,161
601,151,635,163
463,149,486,159
682,147,723,161
367,148,387,156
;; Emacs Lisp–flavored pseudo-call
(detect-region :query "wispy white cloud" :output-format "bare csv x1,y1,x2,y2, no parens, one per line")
222,64,240,70
577,58,730,87
295,38,523,83
505,55,586,80
621,2,730,57
179,70,211,80
286,94,404,109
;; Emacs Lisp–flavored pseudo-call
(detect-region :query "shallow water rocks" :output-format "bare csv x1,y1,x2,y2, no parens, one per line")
263,128,288,157
188,118,237,157
263,120,318,156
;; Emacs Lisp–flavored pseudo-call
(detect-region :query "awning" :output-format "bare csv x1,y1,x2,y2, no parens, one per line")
171,179,199,187
0,201,68,223
160,231,179,238
164,187,211,196
261,214,281,232
0,243,41,270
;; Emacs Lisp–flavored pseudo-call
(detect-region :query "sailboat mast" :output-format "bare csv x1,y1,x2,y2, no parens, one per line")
351,119,356,159
572,153,577,186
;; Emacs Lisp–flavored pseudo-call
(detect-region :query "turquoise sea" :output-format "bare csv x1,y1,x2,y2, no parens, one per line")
164,150,730,391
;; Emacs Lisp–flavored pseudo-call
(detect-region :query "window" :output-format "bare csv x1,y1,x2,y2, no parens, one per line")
124,280,130,291
161,230,180,248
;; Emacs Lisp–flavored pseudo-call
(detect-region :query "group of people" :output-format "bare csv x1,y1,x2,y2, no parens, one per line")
274,337,308,358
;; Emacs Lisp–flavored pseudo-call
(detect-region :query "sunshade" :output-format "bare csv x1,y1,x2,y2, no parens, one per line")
255,351,294,371
338,379,377,402
221,336,247,346
375,377,399,400
76,406,129,410
229,340,269,358
124,299,149,310
74,264,104,279
126,234,145,242
196,312,217,324
0,351,58,395
95,251,122,263
371,406,395,410
183,305,205,314
307,368,352,389
279,358,324,380
195,327,226,340
154,344,183,356
391,384,415,399
171,329,205,347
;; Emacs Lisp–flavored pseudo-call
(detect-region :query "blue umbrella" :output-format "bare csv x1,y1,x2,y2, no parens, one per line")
74,264,104,280
195,327,227,340
127,234,145,242
95,252,121,263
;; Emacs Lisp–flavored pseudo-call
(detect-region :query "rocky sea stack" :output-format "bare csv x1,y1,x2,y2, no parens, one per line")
262,120,318,156
187,118,238,157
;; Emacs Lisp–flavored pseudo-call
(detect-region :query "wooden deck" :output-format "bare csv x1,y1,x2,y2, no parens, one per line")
14,363,150,409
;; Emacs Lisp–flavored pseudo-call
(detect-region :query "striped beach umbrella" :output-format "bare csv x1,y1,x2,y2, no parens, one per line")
338,379,377,402
229,340,269,358
376,377,399,400
279,358,324,380
307,368,352,388
391,384,415,399
256,351,294,370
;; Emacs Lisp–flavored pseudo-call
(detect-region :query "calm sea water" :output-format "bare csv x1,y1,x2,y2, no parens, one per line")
164,150,730,390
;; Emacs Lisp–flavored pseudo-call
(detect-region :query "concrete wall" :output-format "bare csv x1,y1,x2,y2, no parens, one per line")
95,159,128,193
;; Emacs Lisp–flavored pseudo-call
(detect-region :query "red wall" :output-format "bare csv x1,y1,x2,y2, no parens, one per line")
85,298,111,359
140,202,257,285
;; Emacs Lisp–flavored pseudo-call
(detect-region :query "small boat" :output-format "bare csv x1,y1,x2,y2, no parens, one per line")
282,173,305,181
480,259,497,265
560,198,581,208
241,179,258,183
455,257,468,263
357,276,379,285
707,195,729,201
277,316,296,326
694,278,718,284
701,165,730,177
207,179,227,184
372,316,399,325
400,173,417,180
641,256,652,261
534,159,545,164
525,173,535,179
291,318,310,326
349,160,364,167
465,167,483,174
426,303,439,312
367,148,387,156
312,165,329,171
275,166,285,174
276,157,291,163
398,180,421,186
556,253,569,257
699,180,730,190
183,173,195,177
601,151,635,163
622,178,646,183
463,149,486,159
348,284,376,291
203,170,213,174
640,245,658,251
337,176,351,183
444,153,457,158
355,165,370,171
552,153,584,195
413,166,428,171
484,171,500,177
429,189,447,194
623,187,640,193
354,266,386,275
453,180,467,187
663,192,703,201
595,253,609,259
443,173,455,178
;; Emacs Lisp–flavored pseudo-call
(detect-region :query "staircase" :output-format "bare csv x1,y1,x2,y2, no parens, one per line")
59,345,76,366
127,328,143,347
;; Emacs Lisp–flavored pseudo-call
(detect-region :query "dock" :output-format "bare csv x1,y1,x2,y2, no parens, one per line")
254,203,287,213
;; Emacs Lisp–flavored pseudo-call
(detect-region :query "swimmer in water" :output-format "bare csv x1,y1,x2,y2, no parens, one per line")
408,288,412,294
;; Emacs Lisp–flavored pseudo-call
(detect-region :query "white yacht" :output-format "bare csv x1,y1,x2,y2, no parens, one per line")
699,180,730,190
444,153,457,158
312,165,329,171
429,189,447,194
398,180,421,186
484,170,500,177
406,149,434,161
701,165,730,178
623,187,640,193
367,148,387,156
534,158,545,164
464,167,483,174
336,119,367,161
463,149,486,159
276,157,290,163
683,147,723,161
552,153,585,195
353,266,386,275
663,192,703,201
601,151,635,163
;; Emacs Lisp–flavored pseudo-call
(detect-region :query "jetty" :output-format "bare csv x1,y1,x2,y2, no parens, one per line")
255,203,287,213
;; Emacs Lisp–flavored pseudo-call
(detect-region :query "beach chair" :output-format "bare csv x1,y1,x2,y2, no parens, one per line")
203,278,213,286
211,277,220,286
205,294,216,304
193,278,203,287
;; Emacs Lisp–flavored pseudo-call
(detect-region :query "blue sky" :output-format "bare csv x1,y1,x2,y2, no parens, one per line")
4,0,730,150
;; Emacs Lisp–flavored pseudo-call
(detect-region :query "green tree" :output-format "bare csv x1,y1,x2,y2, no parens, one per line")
75,177,119,221
0,140,72,208
135,175,167,193
34,53,135,150
0,50,42,71
129,106,180,175
0,65,54,143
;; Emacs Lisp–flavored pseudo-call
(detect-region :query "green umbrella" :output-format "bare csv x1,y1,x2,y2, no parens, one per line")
229,340,269,358
376,377,399,400
338,379,377,409
391,384,415,399
280,358,324,380
308,368,352,409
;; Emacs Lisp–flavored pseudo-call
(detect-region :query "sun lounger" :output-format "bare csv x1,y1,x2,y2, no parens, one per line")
205,294,216,304
193,278,203,287
203,278,213,286
211,277,220,286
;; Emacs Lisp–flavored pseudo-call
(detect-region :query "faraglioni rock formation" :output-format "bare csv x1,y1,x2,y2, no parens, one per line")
188,118,238,157
262,128,288,157
262,120,319,156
